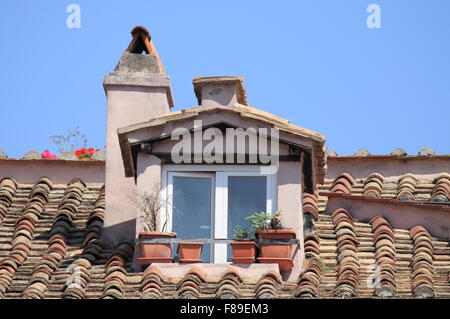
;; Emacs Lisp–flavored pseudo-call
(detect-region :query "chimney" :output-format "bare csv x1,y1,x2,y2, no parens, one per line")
193,76,247,108
102,26,174,245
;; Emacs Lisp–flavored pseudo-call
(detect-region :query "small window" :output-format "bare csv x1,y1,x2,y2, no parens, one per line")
163,165,277,263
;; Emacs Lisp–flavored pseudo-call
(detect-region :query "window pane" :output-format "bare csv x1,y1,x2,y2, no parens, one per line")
172,176,212,262
227,176,267,261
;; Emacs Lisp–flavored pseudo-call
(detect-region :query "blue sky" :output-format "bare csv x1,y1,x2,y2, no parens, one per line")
0,0,449,158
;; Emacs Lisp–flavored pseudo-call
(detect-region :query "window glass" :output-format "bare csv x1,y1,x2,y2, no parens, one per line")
172,176,212,262
227,176,267,261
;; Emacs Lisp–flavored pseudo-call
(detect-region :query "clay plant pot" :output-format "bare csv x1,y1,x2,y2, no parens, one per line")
137,231,176,268
230,241,257,264
177,242,203,263
256,229,296,272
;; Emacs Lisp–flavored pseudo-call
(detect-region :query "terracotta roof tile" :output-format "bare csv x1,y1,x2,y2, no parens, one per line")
370,216,397,297
303,192,319,219
430,173,450,203
311,208,450,298
331,208,360,297
329,174,355,194
177,268,205,299
296,235,323,297
0,172,449,298
101,242,134,299
254,271,281,299
318,172,450,212
140,265,164,299
363,173,384,198
0,178,53,297
409,226,435,297
215,268,243,299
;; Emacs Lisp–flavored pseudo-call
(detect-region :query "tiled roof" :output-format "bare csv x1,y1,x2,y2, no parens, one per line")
301,179,450,298
317,172,450,212
305,211,450,298
0,177,297,299
0,177,111,298
1,175,450,298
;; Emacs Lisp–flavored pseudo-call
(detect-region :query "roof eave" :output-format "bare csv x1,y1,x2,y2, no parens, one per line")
117,105,326,181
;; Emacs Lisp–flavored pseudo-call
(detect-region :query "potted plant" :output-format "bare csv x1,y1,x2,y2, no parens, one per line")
230,225,257,264
133,184,176,268
246,211,296,272
177,242,203,263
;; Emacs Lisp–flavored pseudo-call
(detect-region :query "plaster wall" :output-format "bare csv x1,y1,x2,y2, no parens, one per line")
326,157,450,180
277,160,304,282
103,82,171,246
199,83,237,108
0,159,104,184
136,153,163,234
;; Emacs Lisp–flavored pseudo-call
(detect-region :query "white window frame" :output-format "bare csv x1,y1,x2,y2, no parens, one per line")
166,171,215,262
161,165,278,263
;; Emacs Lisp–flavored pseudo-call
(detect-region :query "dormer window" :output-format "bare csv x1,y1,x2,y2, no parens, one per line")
162,165,277,263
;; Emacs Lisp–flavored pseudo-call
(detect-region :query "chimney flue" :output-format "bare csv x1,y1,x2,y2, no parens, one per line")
112,26,167,75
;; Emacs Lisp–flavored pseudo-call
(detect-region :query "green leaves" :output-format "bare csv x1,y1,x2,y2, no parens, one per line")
232,225,252,240
244,210,285,232
245,211,272,231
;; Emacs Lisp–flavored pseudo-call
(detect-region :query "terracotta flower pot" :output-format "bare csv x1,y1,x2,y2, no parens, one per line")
138,231,176,268
230,241,257,264
256,229,296,272
177,242,203,263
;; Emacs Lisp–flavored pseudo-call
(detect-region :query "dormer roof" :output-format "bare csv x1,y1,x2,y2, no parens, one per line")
116,103,326,187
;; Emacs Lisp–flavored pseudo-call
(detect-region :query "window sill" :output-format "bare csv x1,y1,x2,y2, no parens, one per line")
144,263,281,282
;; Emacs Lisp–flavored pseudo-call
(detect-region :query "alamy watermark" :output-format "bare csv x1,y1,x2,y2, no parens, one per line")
366,4,381,29
170,120,280,167
366,264,382,289
66,4,81,29
65,263,82,289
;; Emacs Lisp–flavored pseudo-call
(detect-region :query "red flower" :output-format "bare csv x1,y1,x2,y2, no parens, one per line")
74,147,102,159
41,150,57,159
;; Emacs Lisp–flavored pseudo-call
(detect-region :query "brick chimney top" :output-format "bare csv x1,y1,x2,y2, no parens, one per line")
112,26,166,74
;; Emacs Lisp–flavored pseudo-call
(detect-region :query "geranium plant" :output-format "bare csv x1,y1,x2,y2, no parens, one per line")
75,147,101,159
41,150,57,159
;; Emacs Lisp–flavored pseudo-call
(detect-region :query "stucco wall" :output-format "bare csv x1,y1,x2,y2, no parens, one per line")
136,153,163,234
102,80,171,246
277,160,304,282
0,159,105,184
326,156,450,179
